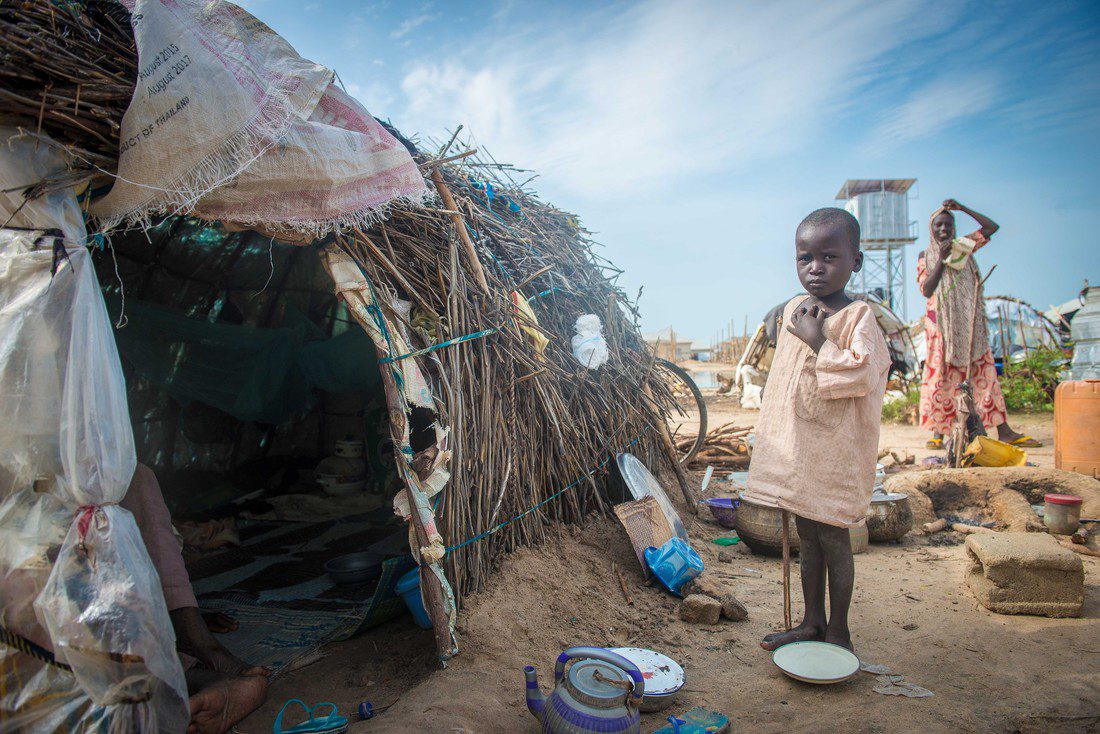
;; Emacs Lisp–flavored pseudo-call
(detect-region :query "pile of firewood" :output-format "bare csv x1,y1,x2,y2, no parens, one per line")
679,421,752,470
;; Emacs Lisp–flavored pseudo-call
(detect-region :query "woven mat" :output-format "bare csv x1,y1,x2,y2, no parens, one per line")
187,508,413,676
614,496,673,577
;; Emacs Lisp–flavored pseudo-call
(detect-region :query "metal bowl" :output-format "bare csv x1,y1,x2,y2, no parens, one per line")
639,690,679,713
324,552,383,585
734,492,800,556
606,647,684,713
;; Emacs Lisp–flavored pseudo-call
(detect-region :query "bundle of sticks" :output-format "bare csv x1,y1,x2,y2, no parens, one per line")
679,421,752,470
0,1,137,169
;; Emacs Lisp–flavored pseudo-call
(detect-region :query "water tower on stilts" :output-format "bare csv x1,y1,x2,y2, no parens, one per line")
836,179,917,319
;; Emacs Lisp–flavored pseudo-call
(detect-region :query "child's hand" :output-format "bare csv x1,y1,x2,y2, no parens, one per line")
787,303,826,352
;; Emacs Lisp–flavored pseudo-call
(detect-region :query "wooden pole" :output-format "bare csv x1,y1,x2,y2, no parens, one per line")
964,274,981,384
1017,306,1029,355
781,510,792,631
742,315,749,363
376,360,456,661
430,168,490,294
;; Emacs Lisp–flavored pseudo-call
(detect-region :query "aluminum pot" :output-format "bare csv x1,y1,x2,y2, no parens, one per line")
866,492,913,542
734,492,800,556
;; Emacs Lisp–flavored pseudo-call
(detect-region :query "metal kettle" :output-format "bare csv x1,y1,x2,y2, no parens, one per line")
524,646,645,734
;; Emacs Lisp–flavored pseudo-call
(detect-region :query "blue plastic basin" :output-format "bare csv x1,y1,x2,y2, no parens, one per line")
395,568,432,629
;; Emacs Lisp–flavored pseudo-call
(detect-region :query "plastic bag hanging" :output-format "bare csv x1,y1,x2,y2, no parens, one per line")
0,230,188,732
0,490,121,732
571,314,609,370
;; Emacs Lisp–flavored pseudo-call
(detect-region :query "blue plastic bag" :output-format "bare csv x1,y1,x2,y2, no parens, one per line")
644,537,704,596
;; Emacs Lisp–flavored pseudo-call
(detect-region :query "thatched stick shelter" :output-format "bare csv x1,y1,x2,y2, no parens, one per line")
0,0,684,672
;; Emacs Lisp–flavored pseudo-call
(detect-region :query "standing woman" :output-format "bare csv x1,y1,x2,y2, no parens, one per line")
917,199,1041,449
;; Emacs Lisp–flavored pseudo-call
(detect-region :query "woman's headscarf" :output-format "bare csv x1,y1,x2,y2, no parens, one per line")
925,207,988,367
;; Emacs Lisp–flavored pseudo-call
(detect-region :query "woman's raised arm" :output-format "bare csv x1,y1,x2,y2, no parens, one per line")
943,199,999,239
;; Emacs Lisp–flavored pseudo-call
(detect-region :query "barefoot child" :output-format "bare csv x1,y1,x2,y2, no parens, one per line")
745,207,890,652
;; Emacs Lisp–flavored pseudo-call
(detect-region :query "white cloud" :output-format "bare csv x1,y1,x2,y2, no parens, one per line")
390,12,438,40
873,73,1001,146
868,5,1100,148
343,80,395,113
393,0,928,201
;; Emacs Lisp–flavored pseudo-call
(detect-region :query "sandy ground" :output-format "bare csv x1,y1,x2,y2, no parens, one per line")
240,402,1099,734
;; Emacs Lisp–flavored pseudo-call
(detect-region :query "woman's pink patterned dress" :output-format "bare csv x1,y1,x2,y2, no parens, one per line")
917,231,1007,434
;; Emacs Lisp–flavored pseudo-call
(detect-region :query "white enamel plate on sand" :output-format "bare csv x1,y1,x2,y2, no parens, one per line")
772,641,860,684
606,647,685,711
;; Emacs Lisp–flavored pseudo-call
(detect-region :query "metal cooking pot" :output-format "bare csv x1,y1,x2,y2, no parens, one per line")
324,552,383,585
866,492,913,542
734,492,800,556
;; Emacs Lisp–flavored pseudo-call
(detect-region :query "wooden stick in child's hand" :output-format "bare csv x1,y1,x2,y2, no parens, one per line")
781,510,792,631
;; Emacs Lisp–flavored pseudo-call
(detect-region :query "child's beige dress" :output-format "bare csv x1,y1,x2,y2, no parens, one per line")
744,298,891,528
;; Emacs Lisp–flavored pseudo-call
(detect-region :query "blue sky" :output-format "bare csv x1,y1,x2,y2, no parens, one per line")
240,0,1098,341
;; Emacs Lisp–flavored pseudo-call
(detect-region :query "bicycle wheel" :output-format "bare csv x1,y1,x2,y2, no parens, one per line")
654,358,707,466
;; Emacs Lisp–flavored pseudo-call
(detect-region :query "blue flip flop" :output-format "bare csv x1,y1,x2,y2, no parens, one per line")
273,699,349,734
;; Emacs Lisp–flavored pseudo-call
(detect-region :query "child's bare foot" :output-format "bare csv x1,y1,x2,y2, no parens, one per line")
190,644,262,677
187,673,268,734
760,621,825,651
824,623,853,652
173,607,266,676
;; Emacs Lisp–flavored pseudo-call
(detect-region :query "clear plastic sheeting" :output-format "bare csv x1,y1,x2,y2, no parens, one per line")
0,233,133,499
984,296,1061,359
0,125,87,246
0,230,188,732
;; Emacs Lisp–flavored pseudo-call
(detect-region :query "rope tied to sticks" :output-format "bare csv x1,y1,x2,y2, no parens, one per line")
528,287,566,301
373,285,565,365
378,327,498,365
